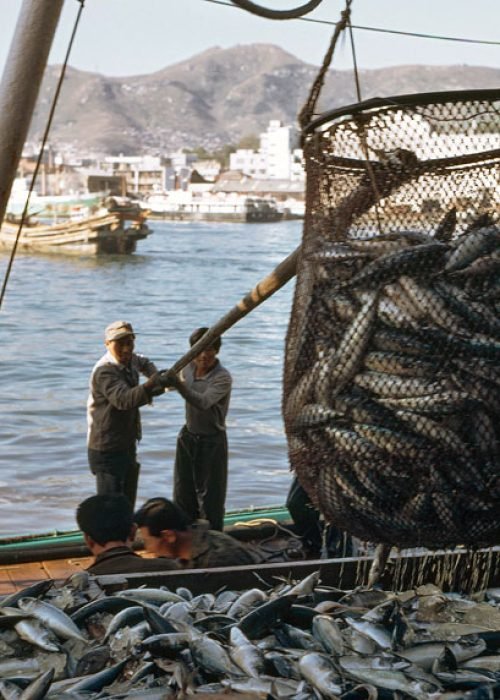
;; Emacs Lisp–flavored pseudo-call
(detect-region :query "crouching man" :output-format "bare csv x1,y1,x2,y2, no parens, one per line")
76,494,179,575
134,497,262,569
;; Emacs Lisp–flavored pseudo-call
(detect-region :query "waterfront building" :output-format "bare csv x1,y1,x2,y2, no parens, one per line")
229,120,306,182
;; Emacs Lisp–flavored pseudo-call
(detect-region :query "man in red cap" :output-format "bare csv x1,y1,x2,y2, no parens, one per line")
87,320,165,508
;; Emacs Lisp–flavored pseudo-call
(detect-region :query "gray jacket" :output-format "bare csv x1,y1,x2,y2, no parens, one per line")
179,360,232,435
87,351,157,452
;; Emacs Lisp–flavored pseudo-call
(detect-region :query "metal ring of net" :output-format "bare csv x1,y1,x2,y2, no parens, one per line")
284,89,500,549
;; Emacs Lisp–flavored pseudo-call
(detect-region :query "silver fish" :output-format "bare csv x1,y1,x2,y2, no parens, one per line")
229,626,265,678
338,655,436,698
398,275,467,335
116,588,185,605
227,588,268,619
18,668,54,700
14,618,59,653
0,657,40,678
445,226,500,272
316,292,378,405
190,634,241,676
298,652,343,699
398,638,486,671
17,597,87,643
312,615,344,655
286,571,320,597
344,617,392,650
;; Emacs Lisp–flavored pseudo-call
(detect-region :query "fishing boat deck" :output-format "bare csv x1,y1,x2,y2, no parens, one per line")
0,556,92,594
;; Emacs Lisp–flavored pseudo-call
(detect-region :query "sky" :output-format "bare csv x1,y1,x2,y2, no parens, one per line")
0,0,499,79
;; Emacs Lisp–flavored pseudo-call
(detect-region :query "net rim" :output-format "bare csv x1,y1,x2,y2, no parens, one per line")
303,88,500,135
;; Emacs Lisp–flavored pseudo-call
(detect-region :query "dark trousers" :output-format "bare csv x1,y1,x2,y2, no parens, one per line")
286,476,352,558
88,447,140,509
173,426,227,531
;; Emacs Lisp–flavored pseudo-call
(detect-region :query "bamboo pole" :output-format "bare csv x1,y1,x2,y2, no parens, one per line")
168,245,300,374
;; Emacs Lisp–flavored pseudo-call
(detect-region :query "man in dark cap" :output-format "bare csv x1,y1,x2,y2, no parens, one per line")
134,497,260,569
87,320,165,508
160,328,232,531
77,494,179,575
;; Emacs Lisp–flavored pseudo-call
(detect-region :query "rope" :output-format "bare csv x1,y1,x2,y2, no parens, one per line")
298,0,352,132
229,0,323,20
0,1,86,311
347,14,383,234
348,18,362,102
200,0,500,47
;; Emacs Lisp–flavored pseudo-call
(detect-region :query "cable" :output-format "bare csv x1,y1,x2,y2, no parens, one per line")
200,0,500,47
229,0,323,20
0,1,86,310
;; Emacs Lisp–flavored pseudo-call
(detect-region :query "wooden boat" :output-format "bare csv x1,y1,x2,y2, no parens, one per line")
1,503,499,598
0,209,151,255
0,505,292,566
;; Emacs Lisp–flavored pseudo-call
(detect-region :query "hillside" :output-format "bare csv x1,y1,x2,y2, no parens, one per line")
29,44,500,154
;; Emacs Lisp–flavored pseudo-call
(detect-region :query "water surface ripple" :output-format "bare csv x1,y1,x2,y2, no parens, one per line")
0,220,302,536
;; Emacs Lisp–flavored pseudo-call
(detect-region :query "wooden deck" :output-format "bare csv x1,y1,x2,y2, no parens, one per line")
0,556,94,595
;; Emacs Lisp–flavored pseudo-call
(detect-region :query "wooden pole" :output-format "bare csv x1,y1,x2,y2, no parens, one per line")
169,245,300,374
0,0,64,228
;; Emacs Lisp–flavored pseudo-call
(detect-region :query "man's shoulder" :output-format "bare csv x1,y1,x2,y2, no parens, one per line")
215,362,231,377
134,555,180,572
87,548,179,575
92,358,119,378
211,362,232,386
190,522,258,567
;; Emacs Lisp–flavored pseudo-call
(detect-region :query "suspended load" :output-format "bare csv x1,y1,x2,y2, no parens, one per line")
284,90,500,549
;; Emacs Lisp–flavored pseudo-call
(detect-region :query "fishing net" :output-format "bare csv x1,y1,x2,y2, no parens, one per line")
284,90,500,549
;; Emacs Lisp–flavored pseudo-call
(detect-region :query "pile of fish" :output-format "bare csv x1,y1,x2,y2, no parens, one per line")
1,571,500,699
284,214,500,549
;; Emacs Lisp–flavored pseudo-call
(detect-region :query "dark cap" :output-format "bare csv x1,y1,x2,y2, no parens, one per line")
105,320,135,342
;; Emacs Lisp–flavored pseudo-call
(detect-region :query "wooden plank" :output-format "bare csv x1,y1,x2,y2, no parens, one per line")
0,566,17,595
42,557,93,581
0,561,48,593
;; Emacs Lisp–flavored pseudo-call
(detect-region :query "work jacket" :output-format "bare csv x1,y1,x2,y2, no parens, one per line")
87,351,157,452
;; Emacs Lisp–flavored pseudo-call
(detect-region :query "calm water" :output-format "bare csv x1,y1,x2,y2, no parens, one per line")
0,219,303,536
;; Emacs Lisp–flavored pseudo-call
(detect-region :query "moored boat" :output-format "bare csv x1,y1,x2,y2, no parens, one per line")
0,209,151,255
141,191,283,223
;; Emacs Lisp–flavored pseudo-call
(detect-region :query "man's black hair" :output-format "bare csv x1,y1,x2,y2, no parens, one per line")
189,327,221,353
76,494,134,545
134,497,192,536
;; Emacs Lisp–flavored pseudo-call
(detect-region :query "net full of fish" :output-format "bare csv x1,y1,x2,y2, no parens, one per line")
284,93,500,550
2,571,500,699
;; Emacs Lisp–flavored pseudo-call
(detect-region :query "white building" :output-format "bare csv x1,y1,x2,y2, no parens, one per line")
98,154,168,194
229,120,305,182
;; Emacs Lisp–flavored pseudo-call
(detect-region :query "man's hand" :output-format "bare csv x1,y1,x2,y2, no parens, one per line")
158,369,181,389
143,373,166,397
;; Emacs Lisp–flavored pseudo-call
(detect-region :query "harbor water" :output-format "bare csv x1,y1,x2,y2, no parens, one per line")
0,219,302,536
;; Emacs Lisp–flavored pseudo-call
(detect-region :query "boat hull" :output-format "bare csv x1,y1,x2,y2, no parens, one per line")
0,213,151,255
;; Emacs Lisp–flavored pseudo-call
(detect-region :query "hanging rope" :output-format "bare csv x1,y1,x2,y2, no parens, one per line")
298,0,352,132
348,16,362,102
229,0,323,20
0,0,86,311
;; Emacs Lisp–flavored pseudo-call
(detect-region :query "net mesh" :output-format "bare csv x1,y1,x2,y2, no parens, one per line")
284,91,500,549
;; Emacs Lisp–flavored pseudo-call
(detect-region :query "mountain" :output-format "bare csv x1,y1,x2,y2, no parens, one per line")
29,44,500,154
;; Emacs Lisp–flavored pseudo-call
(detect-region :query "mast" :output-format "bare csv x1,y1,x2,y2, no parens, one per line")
0,0,64,228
